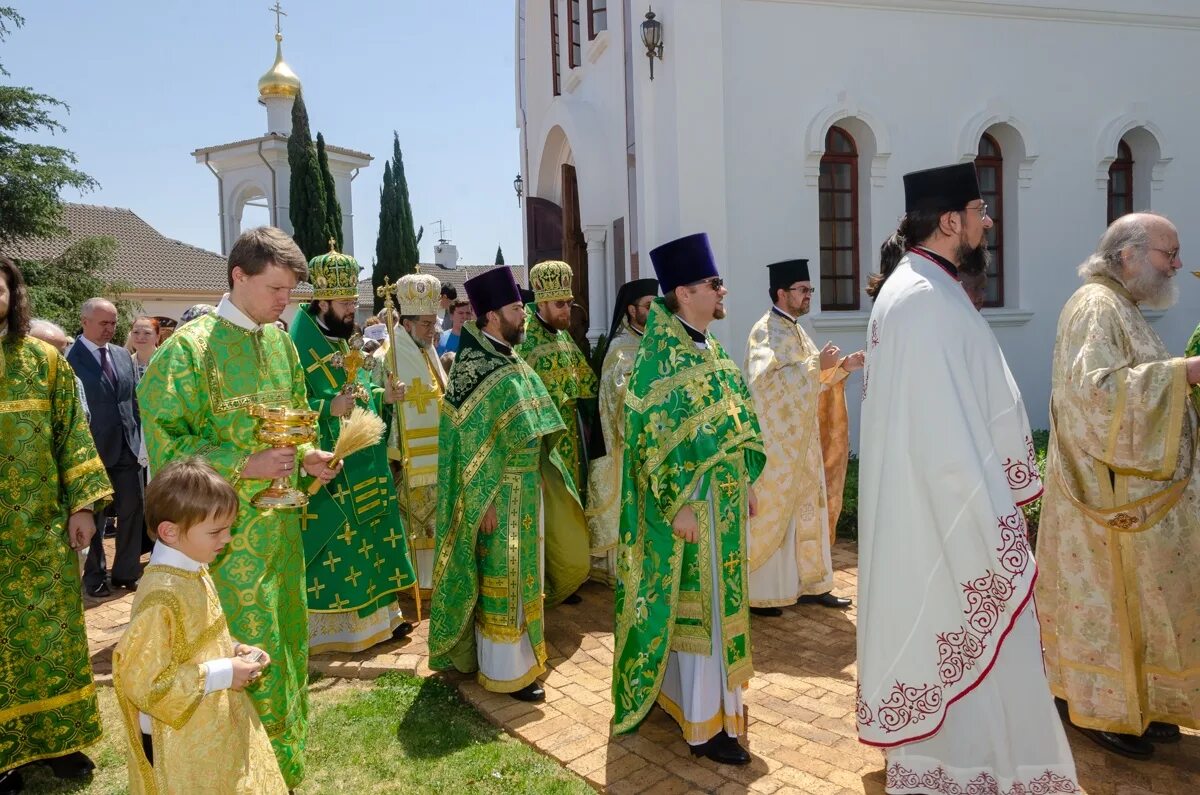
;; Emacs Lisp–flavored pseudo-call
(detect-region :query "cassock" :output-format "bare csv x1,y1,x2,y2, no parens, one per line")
0,335,112,774
1037,276,1200,735
139,297,312,788
744,305,847,605
857,249,1078,794
113,543,287,795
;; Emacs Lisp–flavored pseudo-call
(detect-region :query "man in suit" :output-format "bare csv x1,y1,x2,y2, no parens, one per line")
69,297,144,597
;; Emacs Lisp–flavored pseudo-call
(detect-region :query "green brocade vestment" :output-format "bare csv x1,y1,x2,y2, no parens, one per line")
0,337,113,774
138,312,312,788
515,305,598,500
429,324,588,679
1188,323,1200,414
611,301,766,735
290,308,415,630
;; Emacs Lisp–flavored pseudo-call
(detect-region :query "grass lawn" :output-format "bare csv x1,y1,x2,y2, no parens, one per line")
21,673,591,794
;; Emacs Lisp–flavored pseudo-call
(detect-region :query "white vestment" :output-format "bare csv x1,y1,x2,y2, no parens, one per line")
857,250,1078,793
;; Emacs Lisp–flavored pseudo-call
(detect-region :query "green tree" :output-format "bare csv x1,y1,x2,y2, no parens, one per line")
494,245,505,266
0,8,98,246
371,160,397,312
391,133,420,277
18,236,139,337
287,91,328,260
316,132,343,251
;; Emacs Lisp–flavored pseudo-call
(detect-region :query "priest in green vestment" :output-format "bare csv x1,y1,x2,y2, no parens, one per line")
429,266,588,703
291,243,416,654
0,258,113,790
611,233,765,766
514,261,595,600
138,227,340,789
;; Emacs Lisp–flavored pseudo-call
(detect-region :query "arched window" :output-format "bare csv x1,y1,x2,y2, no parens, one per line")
1108,139,1134,224
819,126,859,310
974,133,1003,307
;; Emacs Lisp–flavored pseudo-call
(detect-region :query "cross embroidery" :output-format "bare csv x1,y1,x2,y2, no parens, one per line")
329,594,349,609
307,578,325,599
725,398,744,432
300,509,318,532
329,485,351,504
358,538,375,558
391,568,407,588
323,550,343,572
382,528,403,549
305,348,341,390
722,551,742,577
337,524,354,545
345,566,362,588
717,474,740,498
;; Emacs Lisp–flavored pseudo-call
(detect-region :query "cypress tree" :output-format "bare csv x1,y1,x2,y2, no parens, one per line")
287,92,329,259
316,132,343,251
391,133,419,276
372,161,397,312
495,245,505,266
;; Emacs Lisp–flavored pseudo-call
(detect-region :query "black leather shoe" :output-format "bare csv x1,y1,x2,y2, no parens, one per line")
86,581,111,598
749,606,783,617
45,751,95,779
0,768,23,794
689,732,751,766
391,621,414,641
562,592,583,605
1142,721,1181,743
797,591,852,609
111,578,139,592
1077,727,1154,759
510,682,545,702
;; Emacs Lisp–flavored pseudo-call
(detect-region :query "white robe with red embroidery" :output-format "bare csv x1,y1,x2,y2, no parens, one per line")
856,251,1078,794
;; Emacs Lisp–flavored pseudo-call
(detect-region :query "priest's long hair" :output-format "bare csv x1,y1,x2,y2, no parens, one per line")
0,257,30,342
866,210,943,300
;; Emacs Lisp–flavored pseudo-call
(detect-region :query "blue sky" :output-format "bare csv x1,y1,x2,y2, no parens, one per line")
5,0,523,269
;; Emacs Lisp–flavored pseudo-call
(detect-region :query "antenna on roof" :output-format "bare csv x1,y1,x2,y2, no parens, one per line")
427,219,451,244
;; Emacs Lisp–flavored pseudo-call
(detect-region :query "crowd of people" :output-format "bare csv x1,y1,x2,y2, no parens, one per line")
0,160,1196,794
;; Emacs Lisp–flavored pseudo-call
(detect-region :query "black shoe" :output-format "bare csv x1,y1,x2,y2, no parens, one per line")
391,621,414,641
0,768,22,794
1142,721,1181,744
562,592,582,605
103,520,116,539
86,581,111,598
111,578,139,592
45,751,95,780
1076,727,1154,759
689,732,751,766
797,591,852,609
510,682,545,702
749,606,783,617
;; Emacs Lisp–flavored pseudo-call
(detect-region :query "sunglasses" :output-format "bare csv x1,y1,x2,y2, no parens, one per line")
690,277,724,291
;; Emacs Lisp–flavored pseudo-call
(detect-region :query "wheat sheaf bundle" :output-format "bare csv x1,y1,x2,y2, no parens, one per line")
306,407,386,495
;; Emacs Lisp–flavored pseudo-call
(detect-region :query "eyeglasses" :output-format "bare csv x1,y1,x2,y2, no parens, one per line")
964,202,989,219
690,277,724,291
1151,247,1180,264
786,286,815,296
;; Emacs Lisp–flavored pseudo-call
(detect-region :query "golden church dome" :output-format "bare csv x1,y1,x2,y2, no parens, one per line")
257,33,301,99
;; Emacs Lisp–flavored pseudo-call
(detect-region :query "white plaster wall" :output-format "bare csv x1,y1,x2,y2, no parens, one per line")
522,0,1200,447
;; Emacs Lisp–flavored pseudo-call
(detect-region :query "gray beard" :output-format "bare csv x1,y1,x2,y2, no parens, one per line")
1126,267,1179,310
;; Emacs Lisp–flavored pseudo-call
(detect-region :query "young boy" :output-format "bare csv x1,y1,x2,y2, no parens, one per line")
113,458,287,794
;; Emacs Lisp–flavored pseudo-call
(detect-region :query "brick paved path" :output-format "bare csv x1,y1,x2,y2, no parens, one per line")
84,540,1198,794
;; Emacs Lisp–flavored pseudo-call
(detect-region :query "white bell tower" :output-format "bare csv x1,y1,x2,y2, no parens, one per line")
191,3,372,255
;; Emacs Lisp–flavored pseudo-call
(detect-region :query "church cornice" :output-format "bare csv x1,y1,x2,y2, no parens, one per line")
751,0,1200,30
191,133,372,162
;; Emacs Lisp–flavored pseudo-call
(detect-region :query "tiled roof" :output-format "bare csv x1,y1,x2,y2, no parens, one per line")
355,264,529,309
5,203,230,293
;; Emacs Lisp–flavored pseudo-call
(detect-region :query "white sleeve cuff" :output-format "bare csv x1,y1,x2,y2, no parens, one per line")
203,658,235,693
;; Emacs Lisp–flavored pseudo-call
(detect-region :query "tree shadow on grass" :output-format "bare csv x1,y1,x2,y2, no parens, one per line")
395,675,505,760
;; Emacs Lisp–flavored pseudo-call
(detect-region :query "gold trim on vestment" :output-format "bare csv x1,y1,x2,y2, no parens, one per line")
63,457,106,484
0,683,97,725
477,660,546,694
0,398,50,413
655,689,746,744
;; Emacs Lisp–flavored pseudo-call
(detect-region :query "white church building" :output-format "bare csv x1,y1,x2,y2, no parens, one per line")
515,0,1200,445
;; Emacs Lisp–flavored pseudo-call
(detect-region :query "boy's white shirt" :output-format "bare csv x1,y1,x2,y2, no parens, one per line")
138,542,236,733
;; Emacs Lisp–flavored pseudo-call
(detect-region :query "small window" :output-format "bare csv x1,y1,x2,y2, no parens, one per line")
568,0,582,68
819,126,860,311
550,0,562,95
974,133,1004,307
1108,139,1133,225
588,0,607,39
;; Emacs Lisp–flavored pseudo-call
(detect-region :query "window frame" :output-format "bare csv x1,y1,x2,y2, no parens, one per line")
974,132,1004,308
587,0,607,40
1107,139,1134,225
818,126,860,311
550,0,562,95
568,0,582,69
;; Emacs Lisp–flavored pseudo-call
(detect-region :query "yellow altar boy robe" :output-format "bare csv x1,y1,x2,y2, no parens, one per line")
113,549,286,795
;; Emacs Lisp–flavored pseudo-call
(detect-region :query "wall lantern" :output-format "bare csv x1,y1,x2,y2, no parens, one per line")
641,7,664,80
514,173,524,206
